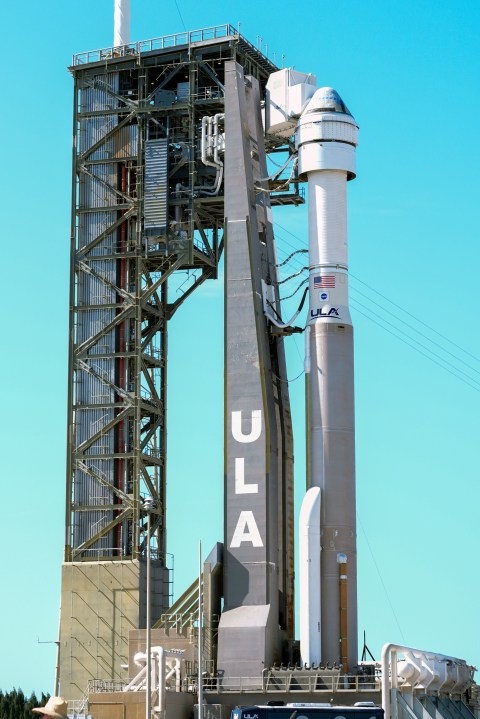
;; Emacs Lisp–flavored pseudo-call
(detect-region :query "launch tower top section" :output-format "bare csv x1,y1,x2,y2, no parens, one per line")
66,22,279,569
71,23,276,73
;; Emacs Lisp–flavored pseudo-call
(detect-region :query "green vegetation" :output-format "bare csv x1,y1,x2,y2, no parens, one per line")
0,690,51,719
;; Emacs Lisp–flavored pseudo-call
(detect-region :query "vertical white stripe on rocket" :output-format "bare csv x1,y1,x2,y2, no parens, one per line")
299,486,321,666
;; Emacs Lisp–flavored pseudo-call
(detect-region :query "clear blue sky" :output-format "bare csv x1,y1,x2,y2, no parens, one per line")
0,0,479,695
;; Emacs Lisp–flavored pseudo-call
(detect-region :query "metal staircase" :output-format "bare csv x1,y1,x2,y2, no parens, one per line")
153,575,201,632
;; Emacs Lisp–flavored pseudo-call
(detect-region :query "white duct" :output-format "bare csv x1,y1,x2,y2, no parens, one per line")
199,114,224,195
176,116,225,198
123,646,183,716
114,0,130,46
381,643,475,719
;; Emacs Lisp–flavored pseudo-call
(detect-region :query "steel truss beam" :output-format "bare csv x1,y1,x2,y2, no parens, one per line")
65,38,279,568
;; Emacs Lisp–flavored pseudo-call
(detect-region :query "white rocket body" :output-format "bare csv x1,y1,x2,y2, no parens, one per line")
296,88,359,668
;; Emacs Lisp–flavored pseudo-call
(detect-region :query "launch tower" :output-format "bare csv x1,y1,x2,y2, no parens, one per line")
59,24,301,698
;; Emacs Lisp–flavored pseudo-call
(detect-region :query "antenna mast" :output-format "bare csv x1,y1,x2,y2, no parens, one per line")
114,0,130,45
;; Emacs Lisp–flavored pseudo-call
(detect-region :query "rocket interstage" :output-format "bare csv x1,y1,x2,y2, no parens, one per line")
296,87,359,669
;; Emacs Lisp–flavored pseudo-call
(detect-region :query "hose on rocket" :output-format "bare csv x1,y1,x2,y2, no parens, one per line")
275,248,308,268
279,277,308,302
265,286,308,330
276,266,308,285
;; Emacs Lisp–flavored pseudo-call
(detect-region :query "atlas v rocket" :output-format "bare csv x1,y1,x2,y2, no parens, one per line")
260,75,359,671
264,79,360,670
297,86,359,670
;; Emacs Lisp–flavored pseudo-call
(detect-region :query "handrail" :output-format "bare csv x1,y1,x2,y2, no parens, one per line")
184,672,381,694
73,24,240,66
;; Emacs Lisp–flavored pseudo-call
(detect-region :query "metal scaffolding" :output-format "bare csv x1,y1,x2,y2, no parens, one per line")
60,24,300,698
66,26,278,564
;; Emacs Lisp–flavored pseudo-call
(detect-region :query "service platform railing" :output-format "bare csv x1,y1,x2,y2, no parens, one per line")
73,24,239,65
185,670,381,694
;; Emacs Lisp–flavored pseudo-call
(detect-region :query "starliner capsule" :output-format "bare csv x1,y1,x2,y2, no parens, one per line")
296,87,359,670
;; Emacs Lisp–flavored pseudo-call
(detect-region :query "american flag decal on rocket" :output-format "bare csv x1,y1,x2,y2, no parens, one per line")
313,275,335,288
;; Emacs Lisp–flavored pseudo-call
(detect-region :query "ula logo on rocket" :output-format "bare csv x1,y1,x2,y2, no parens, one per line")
311,307,340,318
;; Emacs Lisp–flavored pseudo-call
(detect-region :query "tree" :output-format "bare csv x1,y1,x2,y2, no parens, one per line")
0,689,51,719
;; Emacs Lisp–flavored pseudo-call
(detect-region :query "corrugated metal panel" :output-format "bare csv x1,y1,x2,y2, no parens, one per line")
80,73,120,156
144,138,168,234
77,161,117,259
82,164,117,209
81,73,119,113
177,82,189,101
114,124,137,158
74,72,121,553
87,125,138,161
78,210,117,254
81,114,118,156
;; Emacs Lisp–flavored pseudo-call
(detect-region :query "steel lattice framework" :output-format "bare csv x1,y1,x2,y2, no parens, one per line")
65,25,288,566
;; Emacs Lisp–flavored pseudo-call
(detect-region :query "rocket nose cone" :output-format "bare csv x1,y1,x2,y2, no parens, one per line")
305,86,352,116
